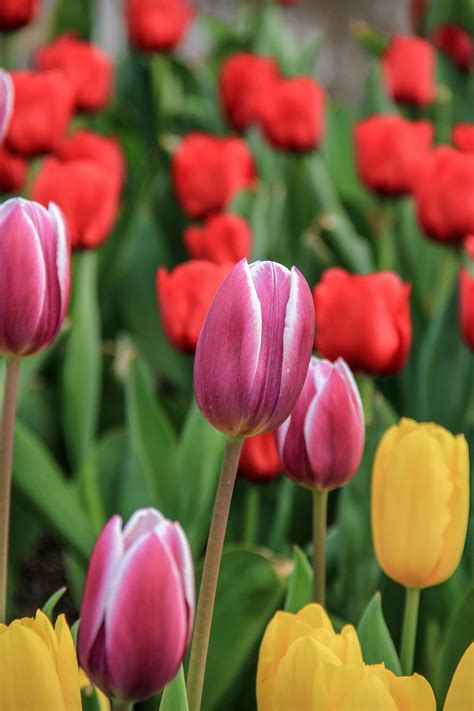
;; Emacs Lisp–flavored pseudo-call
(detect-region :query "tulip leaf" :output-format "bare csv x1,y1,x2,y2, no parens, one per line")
160,666,189,711
62,251,101,472
284,546,313,613
436,584,474,706
357,592,402,674
42,586,67,620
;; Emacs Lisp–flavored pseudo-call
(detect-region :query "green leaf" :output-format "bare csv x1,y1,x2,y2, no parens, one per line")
13,422,94,563
284,546,312,613
437,584,474,705
357,592,401,674
62,251,101,471
160,666,189,711
42,586,67,620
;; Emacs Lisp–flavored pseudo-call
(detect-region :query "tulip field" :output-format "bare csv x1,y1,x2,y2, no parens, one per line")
0,0,473,709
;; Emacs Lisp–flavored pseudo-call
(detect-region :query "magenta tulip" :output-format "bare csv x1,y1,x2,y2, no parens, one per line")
194,258,315,437
276,356,365,490
0,198,70,357
78,508,195,703
0,70,13,141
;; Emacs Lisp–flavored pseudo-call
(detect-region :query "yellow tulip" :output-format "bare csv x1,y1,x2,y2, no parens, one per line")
256,603,436,711
443,643,474,711
0,610,81,711
371,418,469,589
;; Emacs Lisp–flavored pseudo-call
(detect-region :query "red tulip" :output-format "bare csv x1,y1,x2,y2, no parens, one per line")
453,123,474,154
256,76,325,152
219,53,280,132
459,268,474,350
414,146,474,243
6,70,74,157
0,0,38,31
156,260,232,352
313,268,412,375
35,33,113,112
433,24,473,72
382,34,435,106
238,433,281,482
0,145,27,193
56,129,125,193
184,213,251,264
172,133,256,218
125,0,195,52
355,114,433,195
32,158,120,249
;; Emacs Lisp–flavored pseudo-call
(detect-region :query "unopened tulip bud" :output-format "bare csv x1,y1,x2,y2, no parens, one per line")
0,70,13,141
194,258,315,437
276,357,364,490
0,198,70,357
78,508,195,703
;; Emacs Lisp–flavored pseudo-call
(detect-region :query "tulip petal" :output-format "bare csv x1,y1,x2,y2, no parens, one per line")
122,507,165,550
444,643,474,711
105,530,188,701
49,201,71,326
54,614,82,711
384,671,437,711
0,70,13,141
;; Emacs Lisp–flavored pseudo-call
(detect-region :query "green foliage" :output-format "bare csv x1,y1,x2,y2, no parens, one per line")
160,667,189,711
284,546,312,613
357,593,401,674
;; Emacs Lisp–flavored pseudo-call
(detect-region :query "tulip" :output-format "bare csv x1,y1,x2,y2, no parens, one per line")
0,610,81,710
35,33,113,112
195,258,315,437
453,123,474,154
382,35,435,106
125,0,195,52
433,24,473,73
79,507,194,703
0,70,13,142
56,129,125,194
238,433,281,482
460,268,474,350
184,213,252,264
443,643,474,711
0,145,27,193
0,0,39,31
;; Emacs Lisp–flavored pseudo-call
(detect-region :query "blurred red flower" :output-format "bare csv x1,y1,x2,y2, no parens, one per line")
433,24,473,72
459,268,474,350
56,129,125,193
415,146,474,243
219,53,280,132
172,133,256,218
355,114,433,195
0,0,38,31
452,123,474,154
382,34,435,106
0,145,27,193
156,260,232,352
35,33,113,112
32,158,120,249
409,0,428,34
256,76,325,151
238,433,281,482
125,0,195,52
313,268,412,375
184,213,251,264
6,70,74,156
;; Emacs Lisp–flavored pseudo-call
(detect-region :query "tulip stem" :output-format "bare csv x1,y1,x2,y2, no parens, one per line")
400,587,420,675
110,701,133,711
0,357,21,622
312,488,328,606
187,437,244,711
243,485,260,545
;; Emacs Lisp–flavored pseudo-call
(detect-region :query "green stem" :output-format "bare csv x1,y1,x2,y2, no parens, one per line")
400,587,420,675
110,700,133,711
0,357,21,622
312,488,328,605
186,437,244,711
243,485,260,545
268,477,295,550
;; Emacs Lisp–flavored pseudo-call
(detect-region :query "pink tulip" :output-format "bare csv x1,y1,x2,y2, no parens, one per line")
276,357,365,490
194,258,315,437
0,198,70,357
0,70,13,141
78,508,195,703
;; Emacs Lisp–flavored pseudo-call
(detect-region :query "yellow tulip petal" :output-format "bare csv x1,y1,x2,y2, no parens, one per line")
341,672,399,711
296,603,334,632
18,609,58,658
0,623,65,710
444,643,474,711
55,614,82,711
257,612,298,711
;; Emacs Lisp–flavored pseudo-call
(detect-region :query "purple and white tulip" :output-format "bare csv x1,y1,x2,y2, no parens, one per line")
194,259,315,437
276,356,365,490
0,198,70,357
78,508,195,703
0,70,13,141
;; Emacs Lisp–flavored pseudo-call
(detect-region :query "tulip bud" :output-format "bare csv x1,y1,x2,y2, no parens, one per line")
238,432,281,482
444,643,474,711
372,418,469,589
78,507,195,703
382,34,435,106
194,258,315,437
276,356,364,490
0,70,13,141
453,123,474,154
0,198,70,357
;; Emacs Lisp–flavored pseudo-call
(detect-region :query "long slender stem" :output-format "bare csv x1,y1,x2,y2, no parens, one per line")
110,700,133,711
312,488,328,605
400,587,420,676
0,357,21,622
186,437,244,711
243,485,260,545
